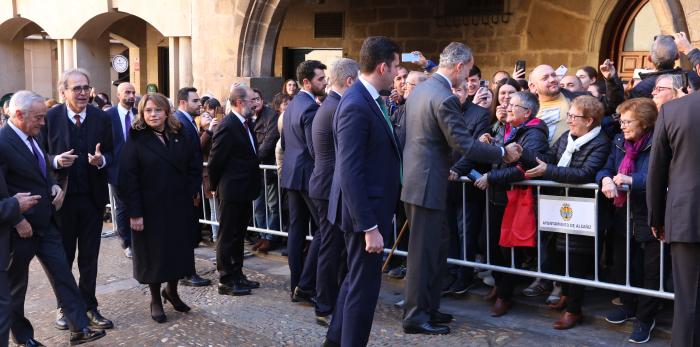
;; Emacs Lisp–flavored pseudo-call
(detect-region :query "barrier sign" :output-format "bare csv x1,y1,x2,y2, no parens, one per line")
538,194,596,236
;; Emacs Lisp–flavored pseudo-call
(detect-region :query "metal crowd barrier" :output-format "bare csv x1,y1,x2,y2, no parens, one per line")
192,164,673,301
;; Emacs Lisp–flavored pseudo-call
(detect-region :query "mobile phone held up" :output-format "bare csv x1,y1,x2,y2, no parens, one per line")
479,80,489,88
401,52,419,63
515,60,526,73
555,65,568,78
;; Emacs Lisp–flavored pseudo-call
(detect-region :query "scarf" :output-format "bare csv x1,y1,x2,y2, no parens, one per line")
557,126,601,167
613,131,652,207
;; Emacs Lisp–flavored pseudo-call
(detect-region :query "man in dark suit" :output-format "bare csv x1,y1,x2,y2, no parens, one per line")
401,42,522,335
4,90,106,346
309,58,359,326
105,82,137,259
647,60,700,347
323,36,402,347
174,87,210,287
41,69,115,331
281,60,327,302
250,89,281,252
208,86,261,296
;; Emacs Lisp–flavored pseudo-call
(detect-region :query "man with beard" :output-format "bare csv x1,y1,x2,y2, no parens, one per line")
209,86,261,296
174,87,211,287
281,60,327,303
529,65,586,144
106,82,137,259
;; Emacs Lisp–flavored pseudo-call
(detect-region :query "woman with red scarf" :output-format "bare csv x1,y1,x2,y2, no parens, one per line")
596,97,659,344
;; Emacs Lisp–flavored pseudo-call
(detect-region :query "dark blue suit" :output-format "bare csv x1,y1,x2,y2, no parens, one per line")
106,105,136,249
0,168,20,345
309,91,346,316
0,124,90,343
281,91,321,292
326,81,401,346
175,110,204,250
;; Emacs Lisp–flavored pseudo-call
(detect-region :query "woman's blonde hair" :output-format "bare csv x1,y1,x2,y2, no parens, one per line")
132,93,182,133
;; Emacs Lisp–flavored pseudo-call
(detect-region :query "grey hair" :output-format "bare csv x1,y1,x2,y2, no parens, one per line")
228,86,249,105
438,42,473,69
651,35,678,70
9,90,44,118
58,68,91,94
512,91,539,116
656,73,684,89
407,70,428,84
329,58,359,88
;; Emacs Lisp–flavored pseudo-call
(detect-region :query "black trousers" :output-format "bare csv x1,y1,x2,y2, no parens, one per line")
497,247,528,300
670,242,700,347
548,243,593,314
216,200,252,284
312,198,347,316
109,184,131,249
0,271,10,347
485,203,506,286
403,203,450,326
57,194,103,311
9,226,88,343
286,189,319,292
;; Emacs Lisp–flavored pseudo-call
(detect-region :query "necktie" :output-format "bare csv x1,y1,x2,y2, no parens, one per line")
124,111,131,140
243,118,256,153
74,114,82,128
375,96,393,133
29,137,46,177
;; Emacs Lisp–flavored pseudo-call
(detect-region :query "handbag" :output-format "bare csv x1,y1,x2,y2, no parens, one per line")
499,186,536,247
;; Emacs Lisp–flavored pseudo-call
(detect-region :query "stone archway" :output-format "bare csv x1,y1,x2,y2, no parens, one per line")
236,0,292,78
0,18,56,97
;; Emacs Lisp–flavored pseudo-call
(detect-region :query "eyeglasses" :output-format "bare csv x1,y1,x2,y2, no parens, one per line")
653,85,673,93
566,112,587,120
251,97,262,102
507,103,529,111
619,119,636,127
406,82,416,87
70,85,91,94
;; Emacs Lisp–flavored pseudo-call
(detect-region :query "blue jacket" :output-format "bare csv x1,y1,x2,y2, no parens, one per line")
596,133,652,241
281,92,318,192
105,105,137,186
309,90,340,201
175,110,203,195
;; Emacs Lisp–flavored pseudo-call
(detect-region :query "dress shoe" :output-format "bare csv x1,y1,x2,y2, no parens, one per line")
123,247,133,259
150,302,167,323
483,286,498,302
180,274,211,287
69,327,106,345
490,298,512,317
403,322,450,335
548,295,568,311
316,314,332,327
18,338,44,347
322,338,340,347
87,309,114,329
429,310,454,324
162,289,191,312
553,311,582,330
218,282,251,296
238,277,260,289
55,308,69,330
251,239,264,251
387,265,407,279
291,286,315,304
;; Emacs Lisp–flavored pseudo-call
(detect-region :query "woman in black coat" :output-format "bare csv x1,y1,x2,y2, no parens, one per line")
119,93,200,323
525,95,610,330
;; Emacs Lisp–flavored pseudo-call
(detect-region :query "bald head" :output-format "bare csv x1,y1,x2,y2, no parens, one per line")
528,64,561,100
559,75,584,93
117,82,136,109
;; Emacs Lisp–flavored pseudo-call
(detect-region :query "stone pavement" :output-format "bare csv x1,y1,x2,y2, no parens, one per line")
11,225,672,347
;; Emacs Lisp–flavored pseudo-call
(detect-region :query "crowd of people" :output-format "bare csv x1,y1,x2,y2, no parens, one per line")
0,31,699,347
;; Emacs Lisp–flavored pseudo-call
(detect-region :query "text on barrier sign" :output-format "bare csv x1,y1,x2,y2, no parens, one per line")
538,194,597,236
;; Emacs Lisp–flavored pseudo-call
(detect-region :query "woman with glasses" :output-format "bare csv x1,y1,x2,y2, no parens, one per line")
524,95,610,330
470,91,549,317
596,98,661,343
119,93,201,323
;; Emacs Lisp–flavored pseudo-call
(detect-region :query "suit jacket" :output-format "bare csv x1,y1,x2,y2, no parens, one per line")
647,91,700,242
105,105,137,186
327,82,401,235
401,74,503,210
208,113,261,203
281,92,318,191
41,103,113,208
0,168,20,271
309,90,341,201
0,124,56,231
175,110,204,195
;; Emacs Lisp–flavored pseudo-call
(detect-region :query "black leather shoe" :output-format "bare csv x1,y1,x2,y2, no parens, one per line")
403,322,450,335
18,338,45,347
316,314,332,327
162,289,191,312
180,274,212,287
238,277,260,289
292,286,315,304
69,327,106,345
87,309,114,329
429,310,454,324
55,308,68,330
322,338,340,347
218,282,251,296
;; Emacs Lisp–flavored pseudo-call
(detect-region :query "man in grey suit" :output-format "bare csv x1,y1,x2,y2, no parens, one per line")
401,42,522,335
647,60,700,347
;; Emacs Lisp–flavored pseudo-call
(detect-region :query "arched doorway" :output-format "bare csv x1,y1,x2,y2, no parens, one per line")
604,0,660,80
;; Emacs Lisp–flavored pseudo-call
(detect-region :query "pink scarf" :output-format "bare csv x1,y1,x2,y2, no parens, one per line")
614,132,651,207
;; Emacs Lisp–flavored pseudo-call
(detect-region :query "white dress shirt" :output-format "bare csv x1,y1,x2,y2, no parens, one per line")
8,120,44,162
117,104,132,141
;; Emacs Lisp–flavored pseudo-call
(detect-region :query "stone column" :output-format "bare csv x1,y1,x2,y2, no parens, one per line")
168,36,180,101
178,37,193,88
0,38,27,96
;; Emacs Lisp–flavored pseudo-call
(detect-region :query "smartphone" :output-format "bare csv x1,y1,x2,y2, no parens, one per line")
401,52,419,63
515,60,526,73
555,64,568,77
466,169,483,182
479,80,489,88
